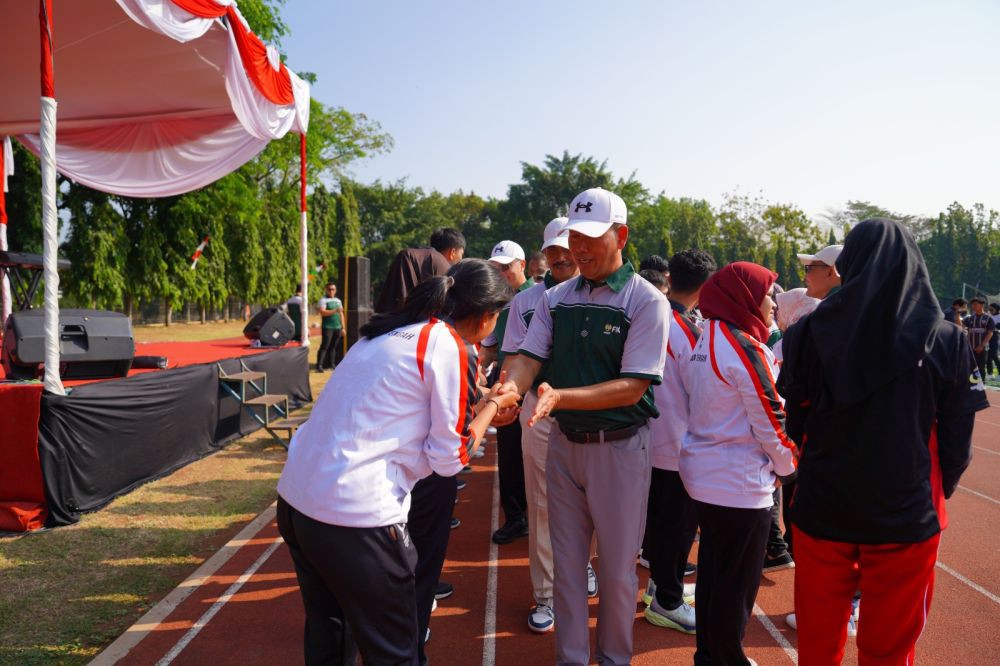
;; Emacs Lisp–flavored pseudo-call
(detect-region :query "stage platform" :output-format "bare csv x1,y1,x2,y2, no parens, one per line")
0,337,312,533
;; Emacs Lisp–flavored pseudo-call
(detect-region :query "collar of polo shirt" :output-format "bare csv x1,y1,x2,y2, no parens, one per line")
543,271,558,289
574,261,635,293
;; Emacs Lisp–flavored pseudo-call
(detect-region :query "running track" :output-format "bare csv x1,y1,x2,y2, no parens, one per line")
93,404,1000,665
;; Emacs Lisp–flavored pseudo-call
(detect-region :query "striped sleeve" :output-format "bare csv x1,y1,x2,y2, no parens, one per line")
720,322,798,476
423,322,475,477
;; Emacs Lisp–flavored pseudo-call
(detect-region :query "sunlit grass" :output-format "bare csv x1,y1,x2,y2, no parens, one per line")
0,336,327,665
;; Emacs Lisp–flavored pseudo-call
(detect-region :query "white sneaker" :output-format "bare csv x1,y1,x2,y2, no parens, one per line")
431,598,437,613
785,610,857,636
644,598,696,634
587,563,599,598
528,603,555,633
486,426,497,435
637,548,650,569
472,447,486,458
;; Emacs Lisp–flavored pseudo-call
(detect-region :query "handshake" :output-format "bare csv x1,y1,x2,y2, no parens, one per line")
479,370,561,428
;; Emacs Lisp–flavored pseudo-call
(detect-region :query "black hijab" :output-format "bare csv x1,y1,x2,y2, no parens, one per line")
803,218,943,405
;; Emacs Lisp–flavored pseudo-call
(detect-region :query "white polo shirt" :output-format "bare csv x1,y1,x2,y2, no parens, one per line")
278,318,477,527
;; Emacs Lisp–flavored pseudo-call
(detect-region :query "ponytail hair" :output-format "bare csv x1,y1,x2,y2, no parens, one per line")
362,258,513,339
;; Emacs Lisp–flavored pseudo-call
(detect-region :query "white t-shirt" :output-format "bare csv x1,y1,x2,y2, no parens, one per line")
278,318,477,527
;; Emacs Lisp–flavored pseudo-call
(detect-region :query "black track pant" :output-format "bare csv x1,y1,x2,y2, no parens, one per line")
407,473,458,666
317,328,343,370
645,468,698,608
766,487,789,556
987,340,999,376
277,496,419,665
693,501,771,666
781,480,796,556
496,420,526,523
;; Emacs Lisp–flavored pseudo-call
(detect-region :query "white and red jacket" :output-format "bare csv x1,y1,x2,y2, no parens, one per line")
649,304,701,471
679,319,797,509
278,318,476,527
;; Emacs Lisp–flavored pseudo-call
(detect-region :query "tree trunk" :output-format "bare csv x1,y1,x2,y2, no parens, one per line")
165,302,173,327
200,304,207,324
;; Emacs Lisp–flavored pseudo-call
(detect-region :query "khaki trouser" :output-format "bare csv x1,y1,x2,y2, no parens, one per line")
547,424,651,666
520,389,555,606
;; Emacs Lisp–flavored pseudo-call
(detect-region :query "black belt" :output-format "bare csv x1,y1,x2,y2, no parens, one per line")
559,423,641,444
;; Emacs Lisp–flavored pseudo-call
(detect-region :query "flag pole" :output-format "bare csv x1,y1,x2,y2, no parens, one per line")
299,133,309,347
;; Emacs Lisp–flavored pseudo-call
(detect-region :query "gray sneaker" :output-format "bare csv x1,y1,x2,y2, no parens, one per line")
644,598,696,634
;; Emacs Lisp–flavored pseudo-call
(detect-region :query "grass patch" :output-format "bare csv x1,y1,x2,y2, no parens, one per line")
0,320,329,665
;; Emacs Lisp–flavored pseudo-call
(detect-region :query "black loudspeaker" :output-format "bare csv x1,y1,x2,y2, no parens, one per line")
339,256,372,349
243,307,295,346
2,309,135,380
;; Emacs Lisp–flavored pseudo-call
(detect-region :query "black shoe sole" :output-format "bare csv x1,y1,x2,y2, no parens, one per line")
491,526,529,545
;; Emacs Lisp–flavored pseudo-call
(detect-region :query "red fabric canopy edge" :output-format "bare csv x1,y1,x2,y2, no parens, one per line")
225,7,295,106
170,0,228,19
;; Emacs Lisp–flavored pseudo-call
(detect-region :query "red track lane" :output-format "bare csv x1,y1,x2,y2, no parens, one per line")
104,404,1000,665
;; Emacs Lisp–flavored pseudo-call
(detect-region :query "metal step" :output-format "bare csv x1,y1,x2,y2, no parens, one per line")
268,416,308,431
244,394,288,407
219,371,267,383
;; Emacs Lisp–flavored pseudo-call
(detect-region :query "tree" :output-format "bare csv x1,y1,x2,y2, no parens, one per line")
490,151,648,252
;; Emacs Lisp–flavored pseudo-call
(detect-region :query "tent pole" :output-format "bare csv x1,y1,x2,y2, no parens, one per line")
299,133,309,348
39,0,64,395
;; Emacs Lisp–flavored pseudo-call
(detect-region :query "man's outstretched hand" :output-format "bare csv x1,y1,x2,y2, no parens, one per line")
528,382,561,427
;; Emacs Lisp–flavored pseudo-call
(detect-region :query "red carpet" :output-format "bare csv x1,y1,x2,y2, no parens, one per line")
0,335,304,532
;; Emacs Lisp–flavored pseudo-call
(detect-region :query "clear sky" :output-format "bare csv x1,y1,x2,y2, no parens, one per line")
279,0,1000,220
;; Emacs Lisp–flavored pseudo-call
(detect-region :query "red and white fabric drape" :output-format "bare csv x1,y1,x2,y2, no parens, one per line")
13,0,310,198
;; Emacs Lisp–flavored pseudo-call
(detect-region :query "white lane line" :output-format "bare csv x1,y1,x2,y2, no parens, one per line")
936,561,1000,606
481,454,501,666
973,445,1000,456
975,417,1000,427
89,503,278,666
157,537,284,665
958,485,1000,507
753,604,798,663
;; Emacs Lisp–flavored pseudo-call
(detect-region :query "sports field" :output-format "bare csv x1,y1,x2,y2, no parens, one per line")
92,402,1000,665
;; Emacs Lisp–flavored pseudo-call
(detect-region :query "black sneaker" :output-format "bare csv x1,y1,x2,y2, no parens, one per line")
451,517,461,529
456,478,467,491
434,581,454,599
684,562,697,577
763,550,795,572
491,517,528,544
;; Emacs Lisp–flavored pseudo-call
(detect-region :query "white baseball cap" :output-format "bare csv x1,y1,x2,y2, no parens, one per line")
540,217,570,250
565,188,628,238
490,240,525,265
797,245,843,266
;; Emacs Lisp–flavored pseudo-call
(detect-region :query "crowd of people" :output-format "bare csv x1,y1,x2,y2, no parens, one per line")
276,187,989,665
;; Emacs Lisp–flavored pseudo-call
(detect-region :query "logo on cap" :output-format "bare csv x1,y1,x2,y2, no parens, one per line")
575,202,594,213
495,244,505,254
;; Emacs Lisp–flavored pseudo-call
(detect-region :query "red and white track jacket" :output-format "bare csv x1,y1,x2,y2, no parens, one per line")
278,318,476,527
649,305,701,471
679,320,797,509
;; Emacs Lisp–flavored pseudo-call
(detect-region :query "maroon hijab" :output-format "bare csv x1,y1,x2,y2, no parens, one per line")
698,261,777,343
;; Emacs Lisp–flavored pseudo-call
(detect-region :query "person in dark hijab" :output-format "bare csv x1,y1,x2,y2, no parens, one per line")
679,262,798,666
777,218,989,665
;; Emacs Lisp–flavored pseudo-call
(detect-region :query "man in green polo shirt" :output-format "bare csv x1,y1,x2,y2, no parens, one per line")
316,282,344,372
481,240,535,544
499,187,669,665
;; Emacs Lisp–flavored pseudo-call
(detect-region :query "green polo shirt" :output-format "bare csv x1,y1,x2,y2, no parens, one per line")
518,261,669,432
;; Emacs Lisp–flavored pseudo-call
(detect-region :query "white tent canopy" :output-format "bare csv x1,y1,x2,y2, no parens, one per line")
0,0,312,393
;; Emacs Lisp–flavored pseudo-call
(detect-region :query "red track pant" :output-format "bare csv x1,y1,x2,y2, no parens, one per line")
793,526,940,666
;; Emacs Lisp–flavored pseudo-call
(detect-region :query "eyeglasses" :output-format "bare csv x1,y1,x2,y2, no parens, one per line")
802,264,829,273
